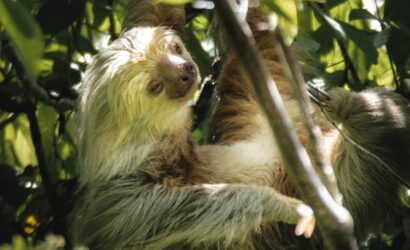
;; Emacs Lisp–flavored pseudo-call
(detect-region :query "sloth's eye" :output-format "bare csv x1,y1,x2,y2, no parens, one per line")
172,43,183,55
148,80,164,95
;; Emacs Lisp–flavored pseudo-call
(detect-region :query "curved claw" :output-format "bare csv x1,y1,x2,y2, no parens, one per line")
295,215,316,238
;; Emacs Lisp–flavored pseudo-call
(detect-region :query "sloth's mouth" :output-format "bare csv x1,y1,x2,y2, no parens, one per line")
163,61,199,100
167,75,198,100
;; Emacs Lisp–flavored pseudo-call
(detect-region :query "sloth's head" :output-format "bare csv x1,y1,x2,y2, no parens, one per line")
77,27,199,182
79,26,199,134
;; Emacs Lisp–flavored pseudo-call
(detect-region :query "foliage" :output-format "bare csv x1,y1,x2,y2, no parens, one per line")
0,0,409,248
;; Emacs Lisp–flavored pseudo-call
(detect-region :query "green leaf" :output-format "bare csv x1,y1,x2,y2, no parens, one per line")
92,0,112,28
369,27,391,48
36,0,87,35
349,9,377,22
323,70,346,87
0,0,44,79
264,0,298,43
324,0,345,10
312,5,378,64
385,0,410,74
338,22,378,63
311,25,334,54
296,35,321,53
263,1,291,21
186,25,212,77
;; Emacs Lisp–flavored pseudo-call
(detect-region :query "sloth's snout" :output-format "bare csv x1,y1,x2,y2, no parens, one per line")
159,54,199,99
179,61,197,85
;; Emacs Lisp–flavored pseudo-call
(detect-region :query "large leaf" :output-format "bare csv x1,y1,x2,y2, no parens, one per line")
349,9,377,22
338,21,378,63
92,1,112,28
369,27,391,48
36,0,87,35
385,0,410,75
264,0,298,43
312,6,378,64
324,0,345,10
0,0,43,79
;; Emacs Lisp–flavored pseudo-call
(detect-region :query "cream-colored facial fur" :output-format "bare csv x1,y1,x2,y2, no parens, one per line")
77,27,199,184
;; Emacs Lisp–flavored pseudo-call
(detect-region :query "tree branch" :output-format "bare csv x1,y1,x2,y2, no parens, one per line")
0,113,19,130
26,104,58,214
271,30,342,203
1,35,76,113
213,1,357,249
108,0,118,40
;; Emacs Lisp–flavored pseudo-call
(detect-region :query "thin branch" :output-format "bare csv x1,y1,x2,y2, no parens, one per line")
336,37,362,89
213,1,357,249
0,113,19,130
271,30,342,203
85,8,94,45
108,0,118,40
26,104,58,213
1,35,76,113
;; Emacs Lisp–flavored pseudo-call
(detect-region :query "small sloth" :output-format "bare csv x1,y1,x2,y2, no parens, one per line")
69,2,314,249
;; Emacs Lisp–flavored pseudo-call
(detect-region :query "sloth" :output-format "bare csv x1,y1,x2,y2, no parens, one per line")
210,2,410,248
69,0,410,249
69,1,315,249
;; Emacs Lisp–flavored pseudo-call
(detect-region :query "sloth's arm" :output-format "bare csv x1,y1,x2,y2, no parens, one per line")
71,179,308,248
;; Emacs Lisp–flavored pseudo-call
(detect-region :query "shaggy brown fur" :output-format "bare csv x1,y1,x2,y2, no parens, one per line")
212,5,410,248
69,0,410,249
69,1,315,249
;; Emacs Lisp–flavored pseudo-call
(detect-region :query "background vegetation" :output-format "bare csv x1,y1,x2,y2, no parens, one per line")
0,0,409,249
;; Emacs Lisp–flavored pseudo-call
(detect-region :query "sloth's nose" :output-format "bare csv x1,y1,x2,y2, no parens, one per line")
179,62,197,84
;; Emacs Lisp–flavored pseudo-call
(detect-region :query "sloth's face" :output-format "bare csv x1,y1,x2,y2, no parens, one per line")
117,27,200,104
80,27,199,131
149,40,199,100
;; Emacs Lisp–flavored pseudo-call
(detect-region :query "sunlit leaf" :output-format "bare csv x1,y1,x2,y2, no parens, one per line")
0,0,44,79
11,235,29,250
4,116,37,167
324,0,345,10
311,5,378,64
349,9,377,22
264,0,298,43
339,21,378,63
369,27,391,48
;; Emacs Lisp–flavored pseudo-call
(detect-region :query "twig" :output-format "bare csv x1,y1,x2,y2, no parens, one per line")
1,35,76,113
108,0,118,40
336,38,362,88
85,8,94,45
0,113,19,130
26,103,58,214
213,1,357,249
271,30,342,203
